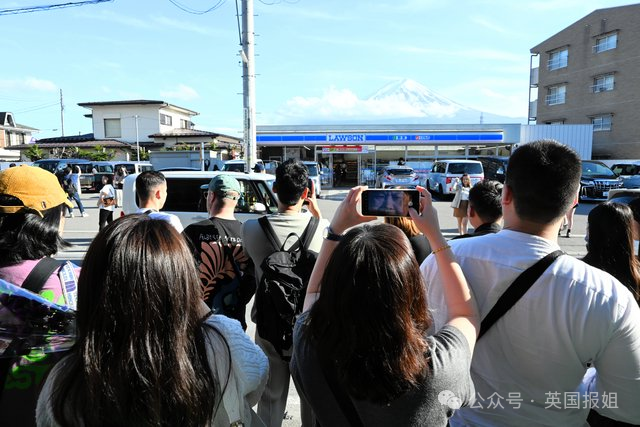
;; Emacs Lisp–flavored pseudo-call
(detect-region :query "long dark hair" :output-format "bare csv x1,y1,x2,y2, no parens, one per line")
584,202,640,303
307,223,431,404
51,215,219,426
0,195,69,267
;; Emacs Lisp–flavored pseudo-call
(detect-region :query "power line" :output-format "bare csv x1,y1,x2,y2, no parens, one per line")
14,102,60,114
167,0,227,14
0,0,113,16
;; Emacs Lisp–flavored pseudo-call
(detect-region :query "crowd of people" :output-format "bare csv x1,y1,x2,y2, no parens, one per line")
0,140,639,426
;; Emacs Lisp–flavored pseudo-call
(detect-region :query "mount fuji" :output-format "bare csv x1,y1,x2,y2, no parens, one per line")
271,78,526,125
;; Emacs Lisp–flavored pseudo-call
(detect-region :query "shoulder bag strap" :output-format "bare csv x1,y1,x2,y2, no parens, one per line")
478,249,564,340
258,216,282,251
320,359,365,427
21,257,64,294
299,217,320,251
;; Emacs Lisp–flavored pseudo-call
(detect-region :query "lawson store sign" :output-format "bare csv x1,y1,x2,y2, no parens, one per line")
256,131,504,145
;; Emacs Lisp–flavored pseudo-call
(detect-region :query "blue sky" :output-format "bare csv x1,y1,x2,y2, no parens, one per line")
0,0,635,139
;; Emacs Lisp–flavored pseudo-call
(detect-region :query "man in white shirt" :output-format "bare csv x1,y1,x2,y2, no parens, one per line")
135,171,184,233
422,140,640,426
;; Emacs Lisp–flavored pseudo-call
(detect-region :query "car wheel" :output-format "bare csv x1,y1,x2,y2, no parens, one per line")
438,184,444,196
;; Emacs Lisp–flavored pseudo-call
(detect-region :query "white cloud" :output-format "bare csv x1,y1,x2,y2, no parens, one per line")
160,84,200,101
273,86,459,122
0,77,57,92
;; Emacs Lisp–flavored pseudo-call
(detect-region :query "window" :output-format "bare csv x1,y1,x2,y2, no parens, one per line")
545,120,565,125
591,115,612,131
593,33,617,53
104,118,121,138
592,74,615,93
160,114,172,126
546,85,566,105
180,119,191,129
547,48,568,70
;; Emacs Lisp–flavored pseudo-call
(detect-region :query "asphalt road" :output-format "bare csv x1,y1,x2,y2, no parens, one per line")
58,189,594,427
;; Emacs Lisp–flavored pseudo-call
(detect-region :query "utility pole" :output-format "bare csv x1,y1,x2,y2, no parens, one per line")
59,89,65,136
135,114,140,161
241,0,257,172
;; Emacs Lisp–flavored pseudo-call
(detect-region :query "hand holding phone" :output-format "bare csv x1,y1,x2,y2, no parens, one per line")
361,189,420,217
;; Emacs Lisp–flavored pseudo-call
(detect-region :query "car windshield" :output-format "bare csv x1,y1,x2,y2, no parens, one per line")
305,164,319,175
387,168,414,176
223,163,245,172
34,161,58,173
448,163,482,174
582,162,616,178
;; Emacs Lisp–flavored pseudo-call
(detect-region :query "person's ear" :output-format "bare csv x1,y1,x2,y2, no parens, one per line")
302,187,309,199
155,189,162,200
468,204,477,218
502,184,513,206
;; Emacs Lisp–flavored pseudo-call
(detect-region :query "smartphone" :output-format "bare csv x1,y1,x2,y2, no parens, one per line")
361,189,420,217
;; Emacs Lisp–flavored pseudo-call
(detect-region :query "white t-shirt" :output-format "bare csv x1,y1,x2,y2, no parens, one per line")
135,208,184,233
421,229,640,426
99,184,116,211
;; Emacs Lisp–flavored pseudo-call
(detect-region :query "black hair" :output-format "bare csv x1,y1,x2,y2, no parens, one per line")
583,202,640,303
0,195,69,267
308,223,431,403
136,171,166,202
627,197,640,223
505,140,581,223
51,215,224,425
468,180,503,224
274,159,308,206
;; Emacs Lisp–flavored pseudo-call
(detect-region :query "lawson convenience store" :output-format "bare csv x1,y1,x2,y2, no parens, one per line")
256,124,521,187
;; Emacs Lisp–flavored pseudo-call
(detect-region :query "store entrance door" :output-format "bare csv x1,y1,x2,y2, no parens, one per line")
331,154,359,187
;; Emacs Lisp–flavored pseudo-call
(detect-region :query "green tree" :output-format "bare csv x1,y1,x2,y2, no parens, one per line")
25,144,44,161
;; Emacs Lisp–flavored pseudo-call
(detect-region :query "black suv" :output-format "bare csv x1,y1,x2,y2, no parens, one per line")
580,160,623,202
475,156,508,183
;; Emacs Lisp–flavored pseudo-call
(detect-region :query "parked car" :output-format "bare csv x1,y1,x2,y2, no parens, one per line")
426,160,484,195
69,161,115,192
121,171,278,227
33,158,90,174
113,161,154,175
607,188,640,204
475,156,508,183
222,159,265,173
580,160,623,202
375,166,420,189
610,162,640,188
302,160,322,197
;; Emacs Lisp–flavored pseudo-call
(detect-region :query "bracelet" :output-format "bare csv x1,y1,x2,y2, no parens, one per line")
432,244,451,255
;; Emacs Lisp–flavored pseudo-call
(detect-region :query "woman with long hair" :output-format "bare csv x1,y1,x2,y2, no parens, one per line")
36,215,268,426
292,186,478,426
451,174,472,235
583,202,640,304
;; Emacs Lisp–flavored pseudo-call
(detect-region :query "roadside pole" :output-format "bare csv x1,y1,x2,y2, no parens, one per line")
242,0,257,171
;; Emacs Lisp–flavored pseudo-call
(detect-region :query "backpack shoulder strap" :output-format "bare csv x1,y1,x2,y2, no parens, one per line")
299,217,320,251
22,257,65,294
478,249,564,340
258,216,282,251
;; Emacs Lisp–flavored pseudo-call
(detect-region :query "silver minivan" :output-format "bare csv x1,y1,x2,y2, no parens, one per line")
426,160,484,195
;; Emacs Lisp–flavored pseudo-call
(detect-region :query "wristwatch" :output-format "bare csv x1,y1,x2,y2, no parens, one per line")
323,226,342,242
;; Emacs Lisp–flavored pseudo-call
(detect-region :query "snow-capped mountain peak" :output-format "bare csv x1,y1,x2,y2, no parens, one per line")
367,79,470,113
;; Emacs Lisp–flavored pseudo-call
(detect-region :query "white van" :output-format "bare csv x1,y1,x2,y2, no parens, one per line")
121,171,277,227
426,160,484,195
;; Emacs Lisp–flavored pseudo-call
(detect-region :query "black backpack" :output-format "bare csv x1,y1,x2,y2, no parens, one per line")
255,216,319,361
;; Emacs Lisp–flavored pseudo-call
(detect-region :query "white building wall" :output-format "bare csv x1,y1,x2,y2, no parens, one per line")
520,124,593,160
91,105,161,142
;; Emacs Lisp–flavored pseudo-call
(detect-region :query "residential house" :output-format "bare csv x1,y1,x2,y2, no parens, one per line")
0,112,38,160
